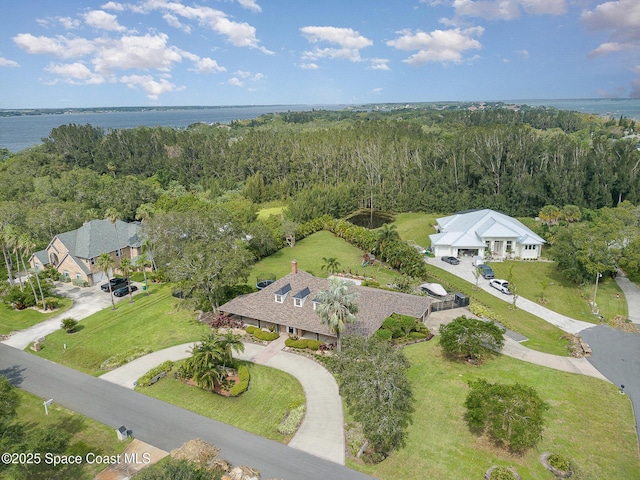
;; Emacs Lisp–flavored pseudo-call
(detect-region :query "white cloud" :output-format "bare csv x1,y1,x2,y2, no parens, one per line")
163,13,191,33
235,70,252,78
101,2,126,11
92,34,182,74
84,10,126,32
57,17,81,29
0,57,19,67
387,27,483,65
228,77,244,86
192,57,226,73
237,0,262,12
451,0,566,21
587,42,631,58
300,26,372,63
517,49,529,59
120,74,180,99
13,34,96,59
45,62,105,84
136,1,273,53
371,87,383,95
368,58,390,70
299,62,319,70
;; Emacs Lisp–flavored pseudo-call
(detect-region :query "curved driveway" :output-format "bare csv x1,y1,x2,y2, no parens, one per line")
0,344,370,480
100,339,345,465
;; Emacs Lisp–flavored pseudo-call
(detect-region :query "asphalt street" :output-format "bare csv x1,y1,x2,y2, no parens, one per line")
0,344,372,480
580,325,640,442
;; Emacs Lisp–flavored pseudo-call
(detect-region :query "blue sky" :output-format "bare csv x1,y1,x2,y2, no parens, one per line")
0,0,638,108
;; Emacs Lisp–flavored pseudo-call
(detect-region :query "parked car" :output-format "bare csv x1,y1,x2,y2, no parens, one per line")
477,264,495,279
113,285,138,297
489,279,511,294
441,256,460,265
101,277,128,292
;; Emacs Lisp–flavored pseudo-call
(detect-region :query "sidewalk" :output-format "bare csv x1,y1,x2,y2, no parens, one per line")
100,337,346,465
615,270,640,325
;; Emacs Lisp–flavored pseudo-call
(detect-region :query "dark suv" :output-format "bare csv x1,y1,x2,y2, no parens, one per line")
477,264,495,279
101,277,128,292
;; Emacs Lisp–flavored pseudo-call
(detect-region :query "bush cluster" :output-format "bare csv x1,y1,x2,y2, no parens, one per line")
284,338,322,350
71,278,89,287
137,360,174,387
376,314,430,341
207,312,244,329
490,466,517,480
229,365,250,397
245,325,279,341
548,453,572,473
277,404,306,435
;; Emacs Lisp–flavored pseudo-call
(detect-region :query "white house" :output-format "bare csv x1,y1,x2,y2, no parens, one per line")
429,209,545,260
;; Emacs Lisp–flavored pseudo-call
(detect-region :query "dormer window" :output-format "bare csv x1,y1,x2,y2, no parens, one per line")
293,287,310,307
312,297,321,310
274,283,291,303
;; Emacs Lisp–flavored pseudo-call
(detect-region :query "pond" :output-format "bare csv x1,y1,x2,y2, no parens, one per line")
345,210,395,229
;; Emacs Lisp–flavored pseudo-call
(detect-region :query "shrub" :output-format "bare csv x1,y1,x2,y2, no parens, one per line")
253,329,279,341
490,466,517,480
548,453,572,473
137,361,174,387
208,313,243,330
409,331,427,340
375,328,393,340
44,297,60,310
71,278,88,287
60,318,78,334
306,340,322,351
277,404,306,435
285,338,309,349
229,365,250,397
245,325,258,334
439,316,505,363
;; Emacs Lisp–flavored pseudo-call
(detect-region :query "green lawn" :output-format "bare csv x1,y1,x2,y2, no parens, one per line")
137,360,304,443
256,205,285,221
490,261,626,324
30,285,209,375
392,212,441,248
0,297,73,335
250,230,403,286
11,388,129,480
350,341,640,480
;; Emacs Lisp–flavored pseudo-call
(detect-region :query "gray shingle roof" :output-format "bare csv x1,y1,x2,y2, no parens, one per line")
220,270,433,338
55,219,142,260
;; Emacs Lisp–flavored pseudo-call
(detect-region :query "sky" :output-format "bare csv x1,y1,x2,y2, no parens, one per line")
0,0,638,108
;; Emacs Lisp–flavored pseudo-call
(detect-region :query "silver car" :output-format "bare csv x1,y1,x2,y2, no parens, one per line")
489,279,511,294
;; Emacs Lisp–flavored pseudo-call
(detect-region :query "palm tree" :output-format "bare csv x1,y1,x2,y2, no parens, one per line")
5,226,23,291
216,332,245,368
20,233,46,310
120,257,133,303
0,224,15,287
135,203,155,224
315,277,359,352
17,233,39,307
321,257,341,276
184,334,226,390
96,252,116,310
134,253,151,296
374,223,400,258
105,208,121,268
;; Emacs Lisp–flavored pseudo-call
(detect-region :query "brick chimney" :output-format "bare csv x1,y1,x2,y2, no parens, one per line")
291,260,298,274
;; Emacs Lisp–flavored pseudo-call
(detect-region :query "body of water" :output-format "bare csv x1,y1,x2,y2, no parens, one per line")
2,99,639,153
0,105,343,153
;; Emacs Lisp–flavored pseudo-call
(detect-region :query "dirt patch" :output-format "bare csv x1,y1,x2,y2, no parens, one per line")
608,315,640,333
94,439,168,480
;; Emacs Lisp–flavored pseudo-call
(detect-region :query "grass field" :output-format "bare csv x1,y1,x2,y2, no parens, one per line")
31,285,209,375
249,230,403,286
256,205,285,221
349,340,640,480
0,297,73,335
490,261,626,323
12,388,128,480
392,212,441,248
137,359,305,443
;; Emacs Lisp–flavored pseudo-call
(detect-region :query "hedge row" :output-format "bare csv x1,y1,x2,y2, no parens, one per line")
229,365,250,397
137,360,174,387
277,404,306,435
245,325,279,341
284,338,322,350
100,346,153,370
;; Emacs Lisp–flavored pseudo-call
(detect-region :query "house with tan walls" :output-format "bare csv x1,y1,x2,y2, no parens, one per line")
29,219,143,286
219,260,434,343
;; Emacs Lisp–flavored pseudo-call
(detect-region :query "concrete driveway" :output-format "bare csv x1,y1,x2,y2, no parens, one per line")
615,270,640,325
1,282,139,350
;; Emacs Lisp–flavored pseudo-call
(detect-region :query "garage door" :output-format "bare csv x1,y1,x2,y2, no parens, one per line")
91,270,110,285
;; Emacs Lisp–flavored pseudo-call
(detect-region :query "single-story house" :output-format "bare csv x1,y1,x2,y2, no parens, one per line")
29,219,144,286
219,261,434,343
429,209,545,260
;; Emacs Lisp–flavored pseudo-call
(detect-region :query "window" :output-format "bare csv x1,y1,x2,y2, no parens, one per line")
292,287,310,307
524,245,537,250
506,240,512,251
312,301,319,311
63,270,69,277
274,283,292,303
76,273,82,280
294,298,302,307
287,326,295,335
115,249,122,257
275,294,284,303
90,257,95,265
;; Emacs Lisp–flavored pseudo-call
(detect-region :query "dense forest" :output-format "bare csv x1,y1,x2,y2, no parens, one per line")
1,105,639,247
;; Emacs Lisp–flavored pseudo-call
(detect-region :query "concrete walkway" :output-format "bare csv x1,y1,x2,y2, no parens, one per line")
427,257,595,334
100,338,346,465
615,270,640,325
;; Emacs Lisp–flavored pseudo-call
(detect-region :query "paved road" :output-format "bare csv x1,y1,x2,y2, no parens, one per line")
615,270,640,325
2,282,136,350
580,325,640,442
0,344,371,480
427,257,595,334
101,339,346,465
